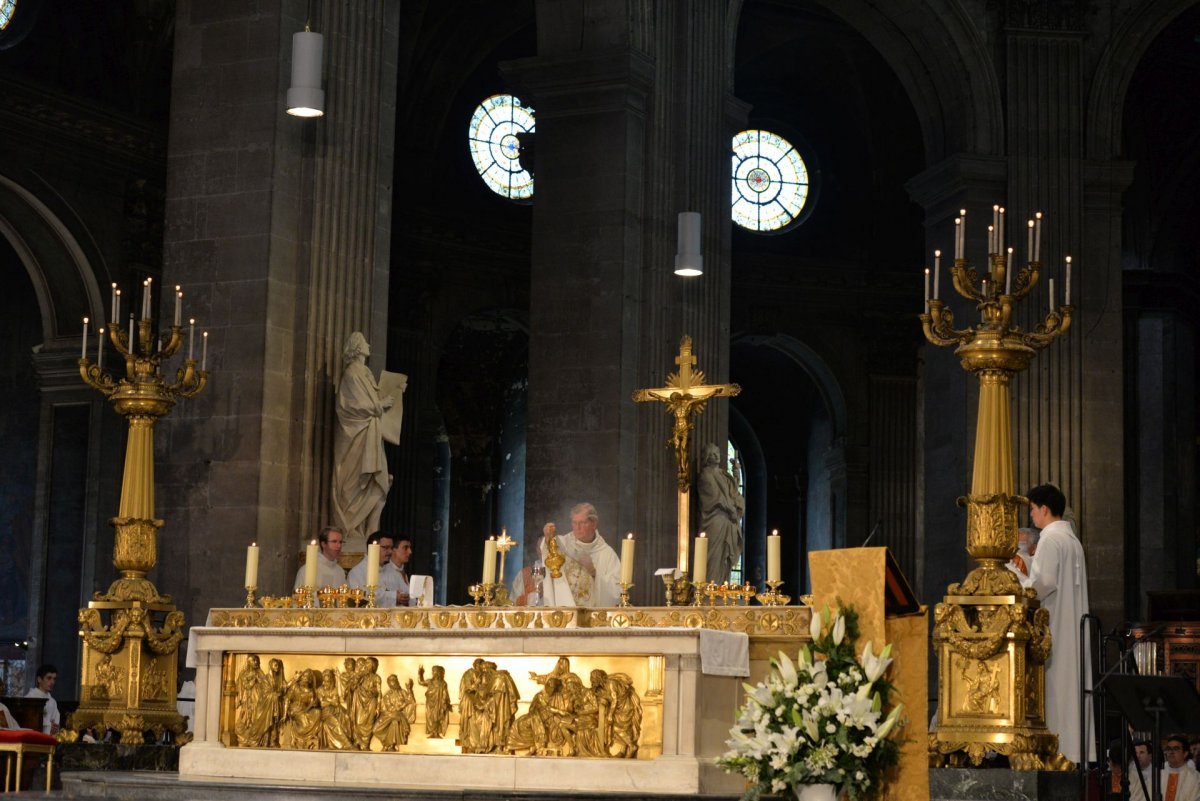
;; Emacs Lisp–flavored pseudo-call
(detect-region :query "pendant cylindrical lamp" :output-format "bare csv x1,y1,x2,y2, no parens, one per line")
286,31,325,118
674,211,703,277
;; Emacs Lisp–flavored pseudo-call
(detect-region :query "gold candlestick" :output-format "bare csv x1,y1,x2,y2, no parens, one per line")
662,573,677,606
618,582,634,607
366,584,378,609
468,583,484,606
755,579,790,606
244,586,257,608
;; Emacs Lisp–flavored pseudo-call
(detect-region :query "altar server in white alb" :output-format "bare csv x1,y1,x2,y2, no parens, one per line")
1021,483,1095,766
293,525,349,590
539,503,622,607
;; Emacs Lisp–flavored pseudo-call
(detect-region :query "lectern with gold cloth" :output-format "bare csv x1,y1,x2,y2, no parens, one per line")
809,547,928,801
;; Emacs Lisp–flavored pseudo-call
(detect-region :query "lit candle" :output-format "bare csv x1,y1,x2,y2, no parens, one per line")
620,533,635,584
1034,212,1043,263
1065,256,1075,306
81,317,89,359
987,224,994,255
933,250,941,300
244,543,259,587
923,268,930,312
366,543,380,587
1049,277,1056,312
129,314,135,353
1006,247,1013,295
110,283,118,322
998,206,1005,251
115,289,121,324
97,328,105,370
959,209,967,258
304,539,319,589
954,218,962,260
991,204,999,250
693,533,708,584
174,286,182,326
767,529,781,583
202,331,208,371
482,537,497,584
1027,219,1035,265
982,279,989,299
143,278,152,320
188,318,195,359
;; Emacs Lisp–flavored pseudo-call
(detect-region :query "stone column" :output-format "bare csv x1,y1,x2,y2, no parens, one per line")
158,1,399,618
506,1,736,596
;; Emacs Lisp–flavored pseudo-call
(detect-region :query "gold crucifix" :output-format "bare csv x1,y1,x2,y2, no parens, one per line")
633,336,740,573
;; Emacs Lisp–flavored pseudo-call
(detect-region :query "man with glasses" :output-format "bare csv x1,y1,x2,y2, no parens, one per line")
1132,736,1200,801
292,525,348,590
347,531,400,606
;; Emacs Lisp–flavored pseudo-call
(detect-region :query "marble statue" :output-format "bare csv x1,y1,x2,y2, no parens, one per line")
332,332,398,543
698,443,745,584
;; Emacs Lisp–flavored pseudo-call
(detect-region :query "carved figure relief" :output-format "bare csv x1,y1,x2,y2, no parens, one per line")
961,658,1002,715
417,665,450,738
141,658,169,700
93,654,125,701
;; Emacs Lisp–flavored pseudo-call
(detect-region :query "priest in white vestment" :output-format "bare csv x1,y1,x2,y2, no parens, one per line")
293,526,349,590
1130,736,1200,801
539,503,622,607
1021,484,1095,766
347,532,405,607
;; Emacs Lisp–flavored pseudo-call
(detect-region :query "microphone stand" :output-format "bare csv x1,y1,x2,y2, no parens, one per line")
1091,621,1164,801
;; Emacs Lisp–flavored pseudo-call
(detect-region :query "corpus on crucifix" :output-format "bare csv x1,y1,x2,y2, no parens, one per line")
633,336,740,574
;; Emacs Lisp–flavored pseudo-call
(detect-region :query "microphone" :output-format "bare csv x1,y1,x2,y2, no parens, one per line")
862,519,883,547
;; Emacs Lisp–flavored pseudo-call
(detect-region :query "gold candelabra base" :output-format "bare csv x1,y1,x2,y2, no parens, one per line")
366,584,377,608
244,586,257,609
618,582,633,607
755,580,790,606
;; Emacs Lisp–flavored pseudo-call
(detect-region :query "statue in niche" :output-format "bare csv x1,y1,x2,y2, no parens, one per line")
698,443,745,584
417,665,450,738
332,332,404,544
374,675,417,750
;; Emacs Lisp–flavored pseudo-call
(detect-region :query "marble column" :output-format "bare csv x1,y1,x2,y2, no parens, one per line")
506,1,737,599
158,1,399,619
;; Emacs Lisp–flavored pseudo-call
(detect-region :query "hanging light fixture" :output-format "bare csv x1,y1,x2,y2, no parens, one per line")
674,211,703,277
286,25,325,118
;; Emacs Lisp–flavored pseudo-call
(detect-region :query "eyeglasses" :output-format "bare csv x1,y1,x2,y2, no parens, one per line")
1165,746,1185,752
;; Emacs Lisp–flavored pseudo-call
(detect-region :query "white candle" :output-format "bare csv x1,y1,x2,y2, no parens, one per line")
1034,212,1043,263
143,278,152,320
998,206,1005,251
620,533,635,584
188,318,195,359
202,331,208,371
991,204,999,250
304,540,319,588
1064,256,1072,306
767,529,781,583
1049,277,1056,312
954,218,963,260
982,279,989,299
244,543,259,586
110,283,118,322
366,543,380,587
987,224,994,255
174,287,182,326
81,317,89,359
1006,248,1013,295
482,537,497,584
923,268,930,312
129,314,135,353
97,328,105,370
933,250,941,300
693,533,708,584
1027,220,1035,265
959,209,967,257
115,289,121,324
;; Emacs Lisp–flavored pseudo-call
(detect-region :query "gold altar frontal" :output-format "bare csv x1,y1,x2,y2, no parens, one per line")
182,606,810,795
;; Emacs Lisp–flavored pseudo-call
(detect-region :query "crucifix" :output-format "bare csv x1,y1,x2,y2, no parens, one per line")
633,335,741,574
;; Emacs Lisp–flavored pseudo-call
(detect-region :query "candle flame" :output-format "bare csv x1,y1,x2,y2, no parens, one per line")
626,532,634,540
934,249,941,257
699,531,707,538
771,528,779,536
1028,219,1035,228
1065,255,1072,263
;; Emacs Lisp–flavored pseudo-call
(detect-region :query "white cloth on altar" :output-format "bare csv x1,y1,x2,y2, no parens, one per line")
538,531,622,607
699,629,749,676
1020,518,1095,764
409,575,433,606
292,553,347,592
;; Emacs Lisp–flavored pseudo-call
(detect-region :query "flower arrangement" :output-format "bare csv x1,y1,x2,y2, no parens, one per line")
718,605,903,800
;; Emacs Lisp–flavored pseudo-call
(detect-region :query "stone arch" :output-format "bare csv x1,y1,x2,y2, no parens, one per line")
735,332,848,441
0,170,105,340
731,0,1004,162
1087,0,1200,159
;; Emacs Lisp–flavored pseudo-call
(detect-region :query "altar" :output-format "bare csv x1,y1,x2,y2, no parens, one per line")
180,605,813,796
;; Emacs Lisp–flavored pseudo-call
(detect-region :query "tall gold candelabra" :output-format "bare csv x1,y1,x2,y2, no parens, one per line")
71,283,208,744
922,212,1072,769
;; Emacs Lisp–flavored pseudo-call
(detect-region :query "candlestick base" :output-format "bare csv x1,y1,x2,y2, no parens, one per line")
468,583,484,606
302,587,317,608
366,584,377,608
244,586,257,608
692,581,710,606
755,580,791,606
618,582,634,607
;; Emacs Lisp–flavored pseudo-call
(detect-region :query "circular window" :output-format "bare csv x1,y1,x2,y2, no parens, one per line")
731,129,811,232
468,94,535,202
0,0,16,31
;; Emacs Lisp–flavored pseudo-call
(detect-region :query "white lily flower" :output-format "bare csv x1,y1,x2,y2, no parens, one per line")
809,608,823,641
777,651,798,685
798,644,812,666
877,704,903,739
832,613,846,645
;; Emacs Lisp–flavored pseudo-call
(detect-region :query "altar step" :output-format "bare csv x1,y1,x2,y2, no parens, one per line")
60,772,747,801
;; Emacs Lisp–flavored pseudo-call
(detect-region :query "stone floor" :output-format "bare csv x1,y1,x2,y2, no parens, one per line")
930,767,1085,801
